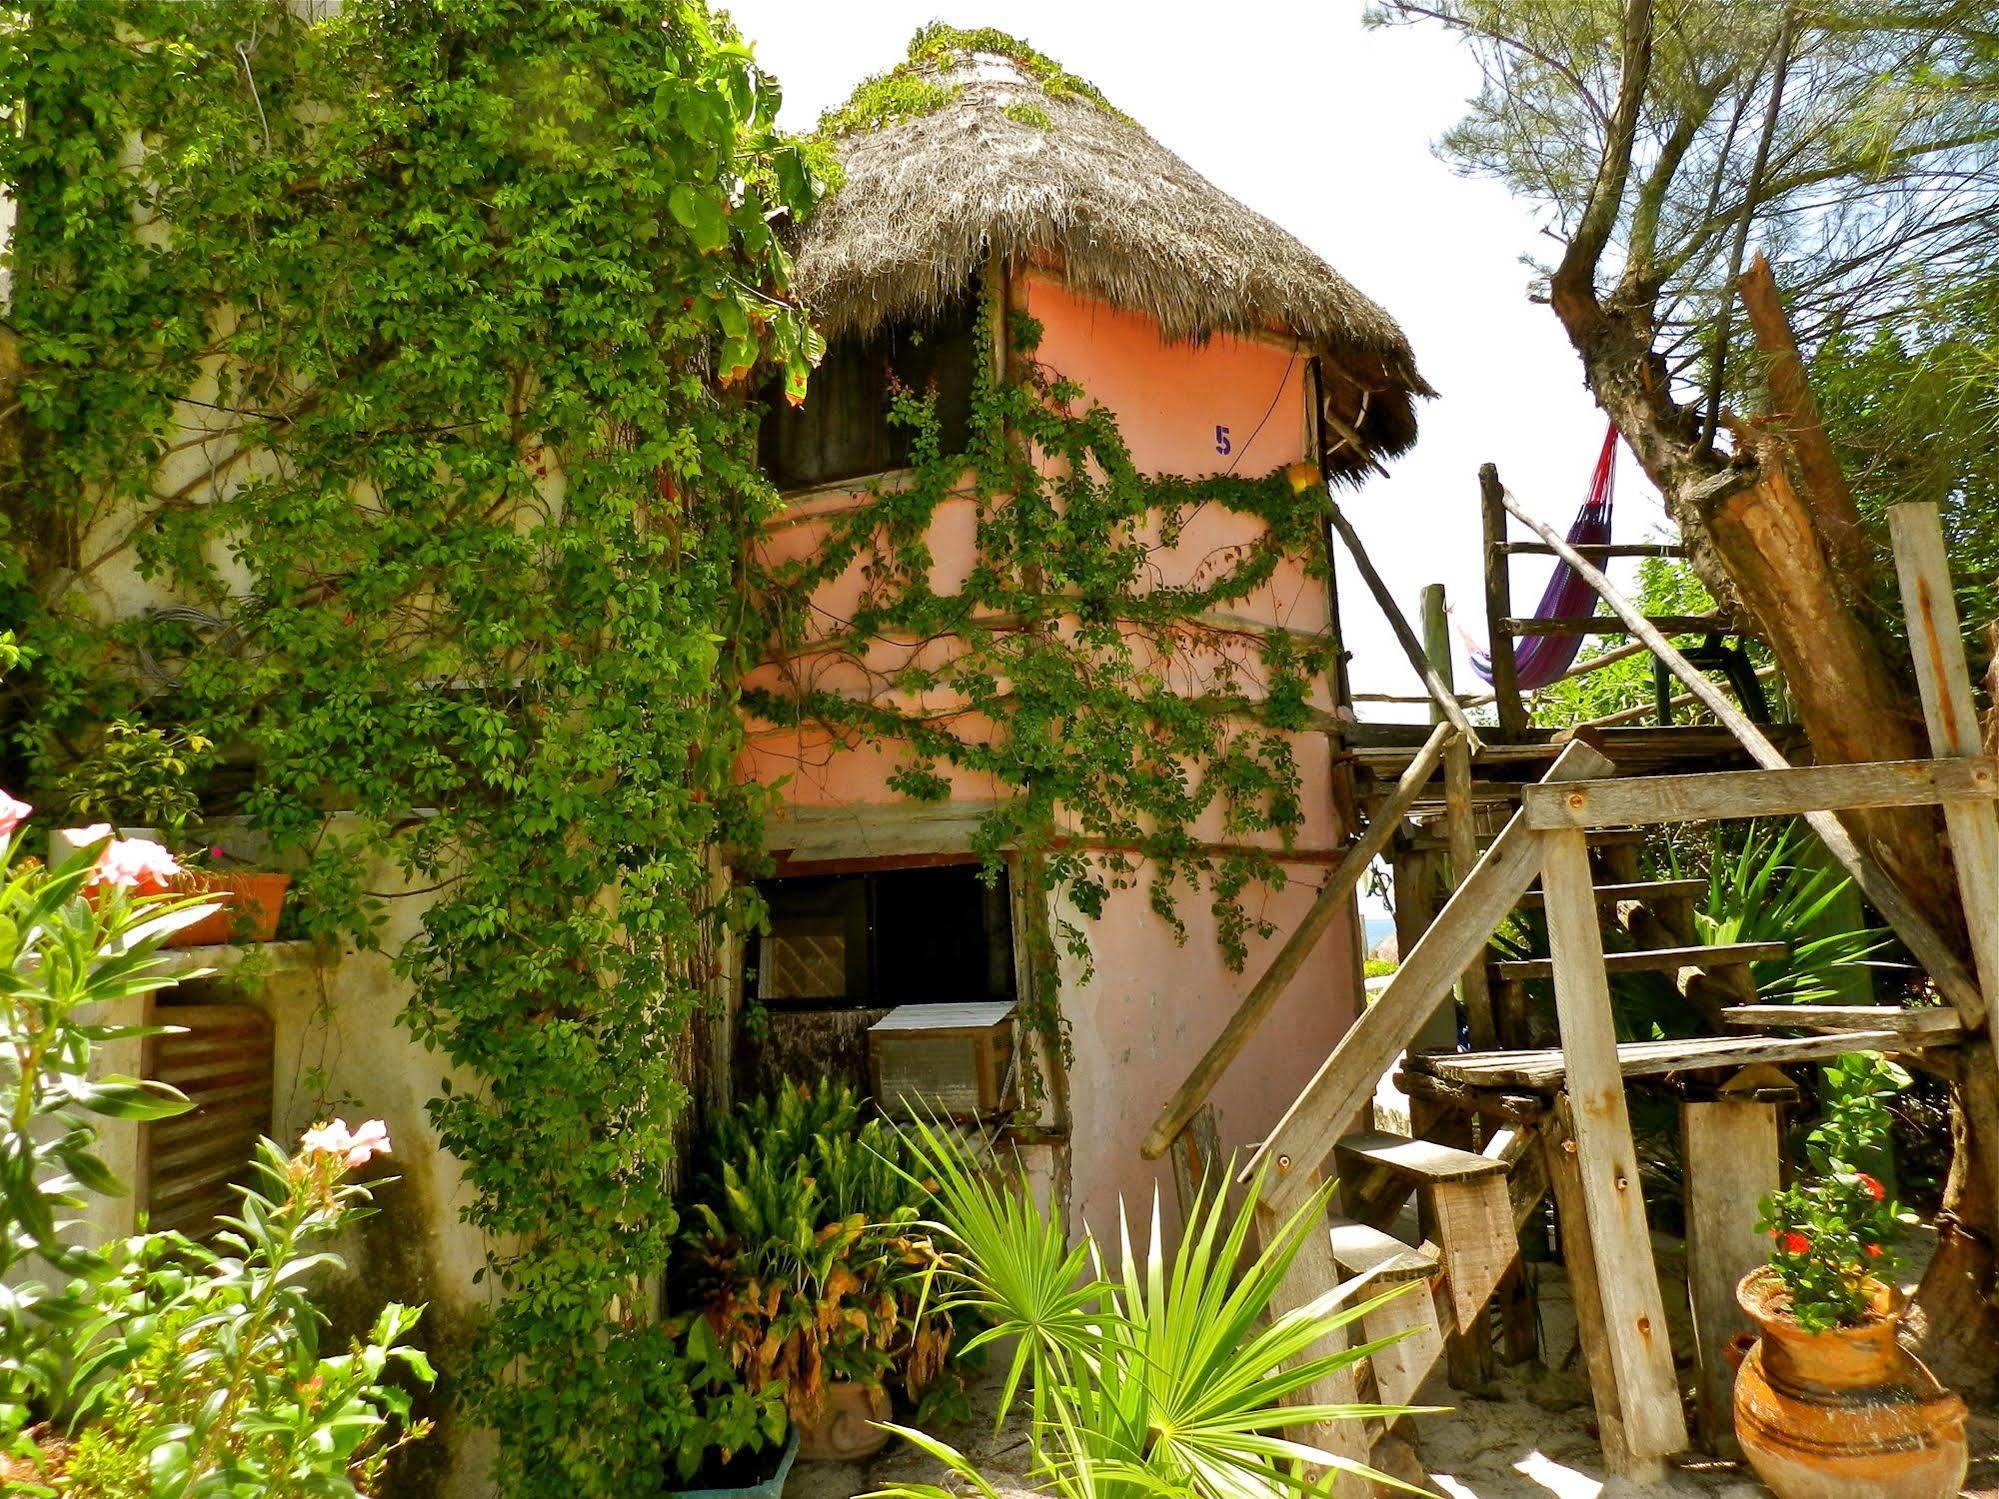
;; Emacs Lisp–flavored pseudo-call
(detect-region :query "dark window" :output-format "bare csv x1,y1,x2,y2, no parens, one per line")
747,863,1013,1009
758,292,980,491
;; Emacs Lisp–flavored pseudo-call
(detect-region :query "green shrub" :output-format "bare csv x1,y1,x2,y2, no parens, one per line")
877,1118,1427,1498
1757,1053,1917,1331
674,1081,967,1435
0,799,429,1495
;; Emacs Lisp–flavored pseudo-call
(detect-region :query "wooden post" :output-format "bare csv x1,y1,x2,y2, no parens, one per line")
1393,845,1456,1057
1542,1097,1636,1474
1681,1093,1783,1455
1446,746,1497,1052
1169,1103,1224,1226
1140,724,1459,1159
1540,826,1688,1471
1503,486,1985,1020
1426,580,1498,1052
1887,502,1999,1231
1481,464,1529,736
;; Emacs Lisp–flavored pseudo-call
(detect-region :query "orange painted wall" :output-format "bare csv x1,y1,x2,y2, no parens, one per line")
741,269,1359,1240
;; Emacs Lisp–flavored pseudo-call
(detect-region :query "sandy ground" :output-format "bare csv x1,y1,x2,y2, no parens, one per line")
786,1241,1999,1499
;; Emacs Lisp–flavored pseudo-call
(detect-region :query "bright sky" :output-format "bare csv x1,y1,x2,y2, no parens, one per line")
726,0,1680,713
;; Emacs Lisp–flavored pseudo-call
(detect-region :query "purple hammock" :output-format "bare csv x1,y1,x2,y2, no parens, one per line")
1469,424,1620,690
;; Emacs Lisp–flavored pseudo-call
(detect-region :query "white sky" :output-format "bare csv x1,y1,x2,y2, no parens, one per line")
726,0,1680,711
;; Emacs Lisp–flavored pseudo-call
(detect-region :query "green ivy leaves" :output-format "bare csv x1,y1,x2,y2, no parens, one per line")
4,3,821,1493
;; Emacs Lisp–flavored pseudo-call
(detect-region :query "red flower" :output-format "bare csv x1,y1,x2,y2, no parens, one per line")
1780,1231,1811,1256
1857,1173,1886,1202
1865,1243,1884,1259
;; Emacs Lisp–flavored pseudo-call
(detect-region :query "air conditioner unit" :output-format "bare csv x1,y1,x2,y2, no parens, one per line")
867,1001,1018,1121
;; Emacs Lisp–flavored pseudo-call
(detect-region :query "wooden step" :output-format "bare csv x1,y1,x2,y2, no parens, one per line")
1336,1130,1510,1185
1517,878,1706,910
1410,1029,1921,1092
1329,1217,1440,1285
1721,1004,1963,1038
1491,940,1786,982
1330,1220,1446,1408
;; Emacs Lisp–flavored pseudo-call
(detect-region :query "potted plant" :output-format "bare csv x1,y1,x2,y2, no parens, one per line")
1732,1053,1967,1499
674,1081,966,1465
53,719,292,947
660,1317,795,1499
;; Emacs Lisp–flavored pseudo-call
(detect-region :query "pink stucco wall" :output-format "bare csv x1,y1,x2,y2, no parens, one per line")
741,268,1358,1240
1021,273,1355,1237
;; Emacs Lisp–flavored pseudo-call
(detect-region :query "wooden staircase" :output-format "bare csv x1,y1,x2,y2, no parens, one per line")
1141,502,1999,1493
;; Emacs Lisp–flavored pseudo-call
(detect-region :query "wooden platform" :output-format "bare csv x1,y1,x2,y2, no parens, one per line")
1406,1030,1924,1092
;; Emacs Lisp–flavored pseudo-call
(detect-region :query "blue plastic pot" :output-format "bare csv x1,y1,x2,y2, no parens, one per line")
668,1428,799,1499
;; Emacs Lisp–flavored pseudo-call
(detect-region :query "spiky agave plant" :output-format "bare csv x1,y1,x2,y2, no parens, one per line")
875,1118,1431,1499
1689,821,1896,1004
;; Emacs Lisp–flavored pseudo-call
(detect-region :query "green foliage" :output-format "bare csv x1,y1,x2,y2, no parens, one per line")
748,305,1331,1069
50,720,215,838
1688,821,1894,1004
1814,271,1999,640
1372,0,1999,390
676,1081,966,1428
1363,956,1399,979
0,828,209,1436
884,1119,1427,1499
817,23,1127,139
1758,1054,1917,1332
56,1143,432,1498
0,815,427,1494
1529,557,1721,727
1,2,824,1492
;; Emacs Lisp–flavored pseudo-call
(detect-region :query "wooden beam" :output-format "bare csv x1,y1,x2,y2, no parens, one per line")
1481,464,1528,736
1498,542,1686,559
1887,502,1999,1225
1310,473,1483,750
1682,1095,1783,1455
1523,757,1999,830
1540,826,1689,1468
1140,723,1459,1160
1240,739,1616,1213
1502,486,1987,1021
1501,613,1732,637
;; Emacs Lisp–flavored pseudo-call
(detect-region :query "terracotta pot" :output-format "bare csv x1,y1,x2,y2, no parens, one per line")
1731,1266,1966,1499
167,870,292,947
794,1380,891,1462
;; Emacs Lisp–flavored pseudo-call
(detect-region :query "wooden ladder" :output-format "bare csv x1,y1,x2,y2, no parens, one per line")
1220,505,1999,1490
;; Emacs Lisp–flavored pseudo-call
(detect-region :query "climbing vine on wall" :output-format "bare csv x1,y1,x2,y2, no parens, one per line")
746,304,1339,1055
1,2,821,1492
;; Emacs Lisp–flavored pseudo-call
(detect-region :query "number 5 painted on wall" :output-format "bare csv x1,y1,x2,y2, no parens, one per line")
1214,425,1232,456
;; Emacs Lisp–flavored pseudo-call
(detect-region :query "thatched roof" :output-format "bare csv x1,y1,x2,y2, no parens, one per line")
794,31,1432,473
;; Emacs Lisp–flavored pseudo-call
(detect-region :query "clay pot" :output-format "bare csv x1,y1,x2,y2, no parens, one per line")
168,870,292,947
1730,1266,1966,1499
794,1380,892,1462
